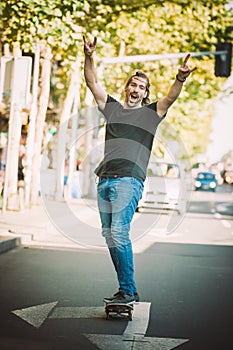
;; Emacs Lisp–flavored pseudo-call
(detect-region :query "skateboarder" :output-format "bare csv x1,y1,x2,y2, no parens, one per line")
83,35,196,304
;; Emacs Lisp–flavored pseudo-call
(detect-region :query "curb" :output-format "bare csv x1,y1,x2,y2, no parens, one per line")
0,236,21,254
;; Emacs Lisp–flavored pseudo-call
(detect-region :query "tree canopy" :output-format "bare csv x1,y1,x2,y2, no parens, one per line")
1,0,233,162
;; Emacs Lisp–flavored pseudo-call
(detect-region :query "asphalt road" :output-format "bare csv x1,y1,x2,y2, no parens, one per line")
188,183,233,215
0,243,233,349
0,185,233,350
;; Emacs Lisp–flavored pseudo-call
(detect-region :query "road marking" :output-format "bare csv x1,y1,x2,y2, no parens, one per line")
85,334,188,350
12,302,58,328
85,333,189,350
85,303,189,350
50,306,104,319
12,302,189,349
221,220,231,228
123,301,150,338
12,302,104,327
214,212,232,230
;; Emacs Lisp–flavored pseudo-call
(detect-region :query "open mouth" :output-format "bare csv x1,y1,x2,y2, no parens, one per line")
129,94,139,102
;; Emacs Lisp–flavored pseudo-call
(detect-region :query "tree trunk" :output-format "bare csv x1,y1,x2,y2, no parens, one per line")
24,43,40,208
66,70,81,200
55,59,81,201
30,46,52,204
82,88,94,198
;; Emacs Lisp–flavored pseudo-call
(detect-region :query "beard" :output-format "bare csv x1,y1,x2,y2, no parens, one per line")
125,93,143,108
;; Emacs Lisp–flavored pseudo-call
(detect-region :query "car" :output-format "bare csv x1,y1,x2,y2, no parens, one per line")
194,171,217,192
137,161,190,215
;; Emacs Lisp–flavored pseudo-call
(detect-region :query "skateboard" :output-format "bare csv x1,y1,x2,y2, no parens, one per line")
104,302,134,321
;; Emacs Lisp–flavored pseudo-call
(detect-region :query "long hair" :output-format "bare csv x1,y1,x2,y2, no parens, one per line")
125,71,151,105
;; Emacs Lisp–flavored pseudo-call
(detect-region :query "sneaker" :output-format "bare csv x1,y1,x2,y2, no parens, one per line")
103,291,122,303
104,290,135,304
104,291,140,303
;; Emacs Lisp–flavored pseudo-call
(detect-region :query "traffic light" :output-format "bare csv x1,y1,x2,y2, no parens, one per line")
215,42,232,77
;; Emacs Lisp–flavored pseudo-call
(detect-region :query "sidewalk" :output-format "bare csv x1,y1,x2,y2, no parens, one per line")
0,197,104,253
0,195,185,253
0,195,183,253
1,193,233,254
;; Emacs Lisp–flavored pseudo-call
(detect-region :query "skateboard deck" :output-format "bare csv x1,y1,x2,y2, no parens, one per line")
105,302,134,320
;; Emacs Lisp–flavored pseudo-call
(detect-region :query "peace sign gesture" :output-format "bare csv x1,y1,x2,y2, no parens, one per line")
177,54,197,82
83,36,97,57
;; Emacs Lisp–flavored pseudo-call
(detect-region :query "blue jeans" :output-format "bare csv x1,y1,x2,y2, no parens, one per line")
97,176,144,295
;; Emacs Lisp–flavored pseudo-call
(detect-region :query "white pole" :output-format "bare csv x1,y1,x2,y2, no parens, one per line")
99,50,227,65
2,45,21,212
24,43,40,208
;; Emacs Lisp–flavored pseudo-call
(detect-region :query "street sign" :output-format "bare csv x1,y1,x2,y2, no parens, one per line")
0,57,13,105
0,56,32,107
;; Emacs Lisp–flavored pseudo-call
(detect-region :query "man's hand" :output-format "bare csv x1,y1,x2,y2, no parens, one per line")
157,54,197,116
83,36,97,57
177,54,197,81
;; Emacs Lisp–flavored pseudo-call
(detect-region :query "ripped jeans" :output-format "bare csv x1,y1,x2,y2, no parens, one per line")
97,176,144,295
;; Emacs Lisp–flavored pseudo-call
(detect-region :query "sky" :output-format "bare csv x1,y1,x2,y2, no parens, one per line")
205,74,233,164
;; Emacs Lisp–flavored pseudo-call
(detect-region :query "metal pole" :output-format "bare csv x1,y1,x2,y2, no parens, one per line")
99,50,227,65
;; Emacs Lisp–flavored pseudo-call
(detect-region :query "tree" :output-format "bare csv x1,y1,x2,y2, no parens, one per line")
96,1,233,161
0,0,232,206
30,45,52,204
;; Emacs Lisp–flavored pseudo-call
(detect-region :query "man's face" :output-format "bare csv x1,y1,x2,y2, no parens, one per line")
124,76,148,108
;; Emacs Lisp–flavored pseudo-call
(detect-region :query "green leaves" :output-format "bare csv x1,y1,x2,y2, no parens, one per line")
1,0,232,162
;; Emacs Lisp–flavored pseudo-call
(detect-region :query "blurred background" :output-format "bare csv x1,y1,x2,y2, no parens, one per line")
0,0,232,212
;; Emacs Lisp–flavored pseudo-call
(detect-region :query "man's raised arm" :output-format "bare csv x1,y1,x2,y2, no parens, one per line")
157,54,197,117
83,36,107,110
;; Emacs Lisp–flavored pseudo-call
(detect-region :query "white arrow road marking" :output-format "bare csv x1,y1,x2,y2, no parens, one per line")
12,302,58,329
123,302,151,338
12,302,189,349
85,303,189,350
50,306,104,319
85,334,189,350
12,302,104,328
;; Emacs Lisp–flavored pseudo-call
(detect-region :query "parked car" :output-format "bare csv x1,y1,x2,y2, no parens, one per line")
194,171,217,192
137,161,190,215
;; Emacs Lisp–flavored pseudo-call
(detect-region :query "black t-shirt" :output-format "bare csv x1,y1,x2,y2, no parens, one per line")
95,95,165,182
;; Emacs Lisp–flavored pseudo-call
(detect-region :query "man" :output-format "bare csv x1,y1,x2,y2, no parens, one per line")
83,35,196,304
